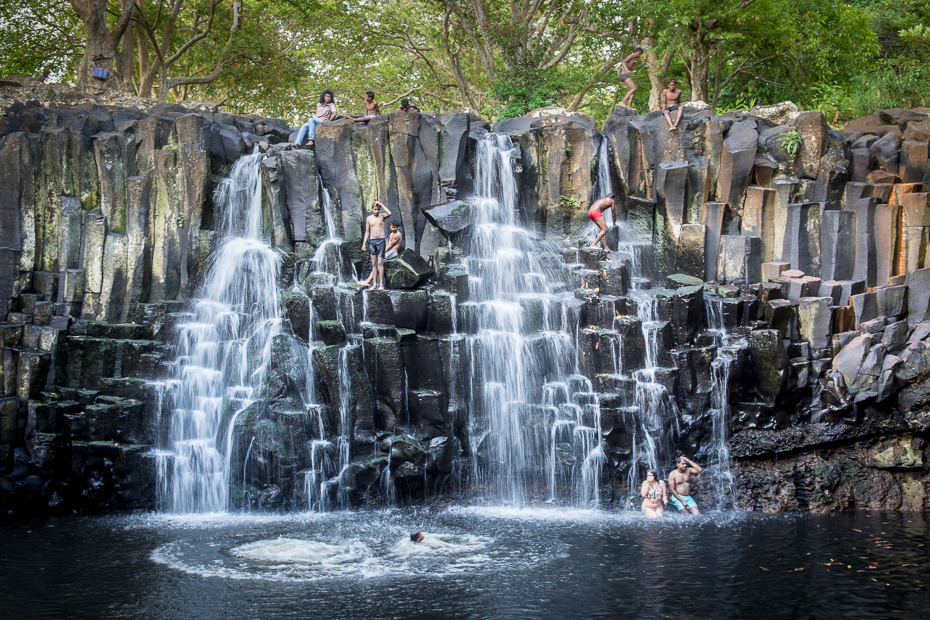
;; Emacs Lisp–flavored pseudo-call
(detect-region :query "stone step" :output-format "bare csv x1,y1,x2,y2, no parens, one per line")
79,321,148,340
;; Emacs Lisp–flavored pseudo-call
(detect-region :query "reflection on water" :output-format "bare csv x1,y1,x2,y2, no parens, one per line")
1,509,928,619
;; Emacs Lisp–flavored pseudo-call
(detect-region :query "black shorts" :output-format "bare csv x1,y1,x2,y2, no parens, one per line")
665,105,680,112
619,73,631,82
368,238,385,257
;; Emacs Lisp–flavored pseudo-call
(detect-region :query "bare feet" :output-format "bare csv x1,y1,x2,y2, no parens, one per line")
368,284,376,291
305,139,314,146
377,285,385,290
587,245,600,250
358,279,372,287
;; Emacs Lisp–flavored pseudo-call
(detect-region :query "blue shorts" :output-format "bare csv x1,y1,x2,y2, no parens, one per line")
670,494,697,511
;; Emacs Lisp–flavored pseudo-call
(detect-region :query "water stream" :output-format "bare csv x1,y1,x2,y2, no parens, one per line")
462,134,603,507
156,152,283,513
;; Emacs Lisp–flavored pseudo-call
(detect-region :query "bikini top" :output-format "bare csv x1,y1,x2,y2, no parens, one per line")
646,481,663,500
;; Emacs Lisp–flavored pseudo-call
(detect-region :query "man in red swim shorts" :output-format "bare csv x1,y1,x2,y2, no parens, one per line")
587,195,616,252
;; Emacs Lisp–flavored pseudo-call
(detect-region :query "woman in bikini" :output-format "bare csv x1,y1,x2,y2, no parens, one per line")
640,470,668,518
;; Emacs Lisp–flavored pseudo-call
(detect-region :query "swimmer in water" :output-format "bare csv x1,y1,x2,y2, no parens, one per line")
410,530,424,543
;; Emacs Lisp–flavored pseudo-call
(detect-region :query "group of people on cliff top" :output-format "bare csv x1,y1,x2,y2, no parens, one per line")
640,456,703,518
288,90,411,291
618,47,684,131
289,90,419,148
291,46,677,149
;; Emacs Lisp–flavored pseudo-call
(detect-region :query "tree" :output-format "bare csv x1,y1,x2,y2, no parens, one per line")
69,0,136,91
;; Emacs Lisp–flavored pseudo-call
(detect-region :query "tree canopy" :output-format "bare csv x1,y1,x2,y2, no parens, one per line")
0,0,926,124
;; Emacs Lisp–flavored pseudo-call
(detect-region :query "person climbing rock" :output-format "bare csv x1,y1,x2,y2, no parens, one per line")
359,200,392,290
586,195,616,252
385,222,403,260
347,90,380,123
661,78,684,131
617,47,644,111
668,456,703,516
291,90,338,147
398,98,420,112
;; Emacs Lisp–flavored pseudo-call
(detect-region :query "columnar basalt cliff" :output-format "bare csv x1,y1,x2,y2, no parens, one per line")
1,77,929,515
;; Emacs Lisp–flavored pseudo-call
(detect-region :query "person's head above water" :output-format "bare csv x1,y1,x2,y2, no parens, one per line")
320,89,335,104
410,530,424,543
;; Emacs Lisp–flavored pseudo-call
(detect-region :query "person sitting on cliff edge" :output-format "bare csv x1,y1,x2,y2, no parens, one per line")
359,200,392,290
586,195,616,252
668,456,703,516
661,78,684,131
290,89,338,147
346,90,381,123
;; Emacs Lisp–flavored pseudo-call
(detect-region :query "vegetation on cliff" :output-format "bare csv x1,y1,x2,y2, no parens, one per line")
0,0,928,125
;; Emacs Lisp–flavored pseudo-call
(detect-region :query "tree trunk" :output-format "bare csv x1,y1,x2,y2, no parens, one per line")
687,21,711,104
71,0,135,92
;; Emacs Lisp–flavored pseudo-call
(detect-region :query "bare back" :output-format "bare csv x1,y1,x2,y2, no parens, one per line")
387,230,402,252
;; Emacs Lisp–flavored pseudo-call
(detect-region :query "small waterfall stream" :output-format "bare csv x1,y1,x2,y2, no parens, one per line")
704,297,738,509
595,137,613,199
157,152,283,513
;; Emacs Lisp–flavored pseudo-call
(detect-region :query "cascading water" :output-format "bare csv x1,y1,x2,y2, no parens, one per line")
156,152,283,513
463,134,603,507
703,297,738,509
595,137,613,200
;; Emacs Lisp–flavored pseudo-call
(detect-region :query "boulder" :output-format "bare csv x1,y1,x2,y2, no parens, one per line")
385,249,434,289
422,200,473,239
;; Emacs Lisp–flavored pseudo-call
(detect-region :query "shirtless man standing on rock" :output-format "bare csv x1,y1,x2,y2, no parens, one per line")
668,456,703,515
359,200,392,290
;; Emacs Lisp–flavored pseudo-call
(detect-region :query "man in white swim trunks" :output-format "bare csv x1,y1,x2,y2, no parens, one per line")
668,456,703,516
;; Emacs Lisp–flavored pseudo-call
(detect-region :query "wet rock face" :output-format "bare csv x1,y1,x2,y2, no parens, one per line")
3,85,930,515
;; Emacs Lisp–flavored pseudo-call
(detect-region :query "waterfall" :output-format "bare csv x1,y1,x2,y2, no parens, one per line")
596,137,613,199
464,134,603,507
704,297,737,509
157,152,283,513
310,186,344,279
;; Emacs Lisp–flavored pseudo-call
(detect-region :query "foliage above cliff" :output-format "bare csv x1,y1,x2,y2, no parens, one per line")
0,0,927,124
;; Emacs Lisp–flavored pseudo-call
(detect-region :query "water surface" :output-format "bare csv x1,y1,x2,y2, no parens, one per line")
1,509,927,619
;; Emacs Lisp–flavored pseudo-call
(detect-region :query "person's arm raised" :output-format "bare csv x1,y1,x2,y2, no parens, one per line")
379,202,392,217
640,480,648,498
685,457,703,474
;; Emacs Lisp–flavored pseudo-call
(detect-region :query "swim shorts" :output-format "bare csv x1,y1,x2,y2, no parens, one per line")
367,238,385,257
665,105,680,112
588,208,603,222
384,250,398,260
670,494,698,511
619,74,630,82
